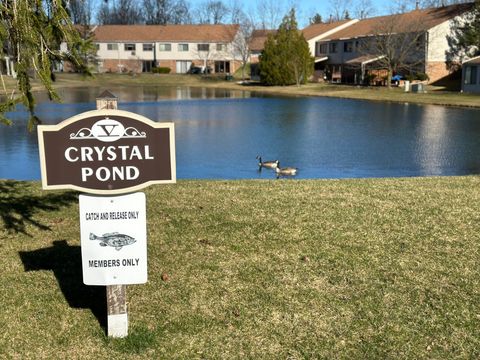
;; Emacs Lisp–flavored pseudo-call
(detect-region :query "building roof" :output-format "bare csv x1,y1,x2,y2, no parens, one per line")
463,56,480,65
249,20,354,52
301,19,352,40
92,24,239,43
248,30,277,52
320,3,475,41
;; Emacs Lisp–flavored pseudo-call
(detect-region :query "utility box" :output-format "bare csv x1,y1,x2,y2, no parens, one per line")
411,83,425,93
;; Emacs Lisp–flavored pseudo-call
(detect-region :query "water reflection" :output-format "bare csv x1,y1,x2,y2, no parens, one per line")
1,86,480,180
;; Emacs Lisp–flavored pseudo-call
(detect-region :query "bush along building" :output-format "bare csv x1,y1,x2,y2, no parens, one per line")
67,24,241,75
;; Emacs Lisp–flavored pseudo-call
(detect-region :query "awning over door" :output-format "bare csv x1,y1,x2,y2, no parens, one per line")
314,56,328,63
345,55,386,66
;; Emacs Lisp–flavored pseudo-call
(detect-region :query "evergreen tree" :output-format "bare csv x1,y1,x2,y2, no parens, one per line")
0,0,89,129
309,13,323,25
259,9,314,86
448,1,480,60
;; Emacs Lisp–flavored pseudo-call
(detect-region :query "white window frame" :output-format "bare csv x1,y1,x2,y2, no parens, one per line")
158,43,172,51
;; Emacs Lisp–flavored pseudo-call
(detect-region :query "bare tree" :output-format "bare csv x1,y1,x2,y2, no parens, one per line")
327,0,353,21
420,0,472,7
196,0,229,24
191,43,216,72
67,0,94,25
358,14,427,87
228,0,244,23
354,0,375,19
143,0,191,24
232,16,255,80
169,0,191,24
388,0,470,13
97,0,143,25
256,0,286,29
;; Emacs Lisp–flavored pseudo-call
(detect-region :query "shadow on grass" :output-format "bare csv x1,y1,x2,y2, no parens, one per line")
0,180,77,235
19,240,107,331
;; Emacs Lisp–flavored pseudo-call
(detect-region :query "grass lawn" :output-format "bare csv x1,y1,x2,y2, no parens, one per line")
2,73,479,109
1,177,479,358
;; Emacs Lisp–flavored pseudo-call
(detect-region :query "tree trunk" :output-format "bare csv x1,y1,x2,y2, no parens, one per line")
387,69,393,89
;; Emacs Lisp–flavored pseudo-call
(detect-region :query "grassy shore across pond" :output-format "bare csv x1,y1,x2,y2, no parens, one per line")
1,177,479,358
2,72,479,109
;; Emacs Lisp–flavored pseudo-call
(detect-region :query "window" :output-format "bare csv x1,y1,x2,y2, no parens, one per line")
143,43,153,51
464,65,478,85
107,43,118,51
416,34,424,49
124,43,136,51
197,43,209,51
178,43,189,51
215,61,230,73
329,42,337,53
343,41,353,53
316,43,328,55
95,43,100,51
216,43,225,51
158,43,171,51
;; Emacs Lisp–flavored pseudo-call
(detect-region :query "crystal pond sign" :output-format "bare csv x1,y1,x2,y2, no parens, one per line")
38,96,176,338
38,109,176,194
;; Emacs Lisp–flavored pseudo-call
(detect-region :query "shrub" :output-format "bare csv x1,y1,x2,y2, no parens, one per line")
152,67,171,74
415,72,429,81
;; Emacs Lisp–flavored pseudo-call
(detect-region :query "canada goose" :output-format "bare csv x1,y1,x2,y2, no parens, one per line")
256,155,279,170
275,163,298,178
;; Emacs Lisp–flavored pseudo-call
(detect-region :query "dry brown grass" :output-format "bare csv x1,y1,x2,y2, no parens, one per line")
1,177,479,358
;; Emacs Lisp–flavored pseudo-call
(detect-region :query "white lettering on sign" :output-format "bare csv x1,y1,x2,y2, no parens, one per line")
65,145,153,162
81,166,139,182
65,145,153,183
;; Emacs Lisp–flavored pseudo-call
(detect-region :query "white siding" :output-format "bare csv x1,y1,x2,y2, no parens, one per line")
427,21,452,62
95,41,238,63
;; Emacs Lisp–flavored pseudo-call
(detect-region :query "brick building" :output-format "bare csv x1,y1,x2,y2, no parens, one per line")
86,24,241,74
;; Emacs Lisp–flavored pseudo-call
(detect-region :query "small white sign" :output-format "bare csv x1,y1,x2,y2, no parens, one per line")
79,192,147,285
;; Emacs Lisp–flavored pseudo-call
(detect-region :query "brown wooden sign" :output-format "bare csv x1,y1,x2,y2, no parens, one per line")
38,109,176,194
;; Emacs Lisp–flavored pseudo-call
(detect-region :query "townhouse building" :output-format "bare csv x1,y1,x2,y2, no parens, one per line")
88,24,241,74
249,3,475,86
312,3,475,84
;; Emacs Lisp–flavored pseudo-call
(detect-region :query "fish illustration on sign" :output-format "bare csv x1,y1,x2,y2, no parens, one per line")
89,232,136,250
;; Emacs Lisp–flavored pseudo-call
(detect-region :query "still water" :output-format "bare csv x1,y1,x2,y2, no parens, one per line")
1,86,480,180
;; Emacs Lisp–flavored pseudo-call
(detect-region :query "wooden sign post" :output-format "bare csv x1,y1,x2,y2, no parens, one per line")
98,92,127,338
38,90,176,338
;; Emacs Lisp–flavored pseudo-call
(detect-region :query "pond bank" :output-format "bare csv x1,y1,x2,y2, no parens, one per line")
5,73,479,109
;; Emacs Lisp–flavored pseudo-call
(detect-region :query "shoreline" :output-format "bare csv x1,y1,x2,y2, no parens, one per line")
4,73,478,109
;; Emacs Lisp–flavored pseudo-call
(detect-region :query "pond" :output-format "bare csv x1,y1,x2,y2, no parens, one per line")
1,86,480,180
